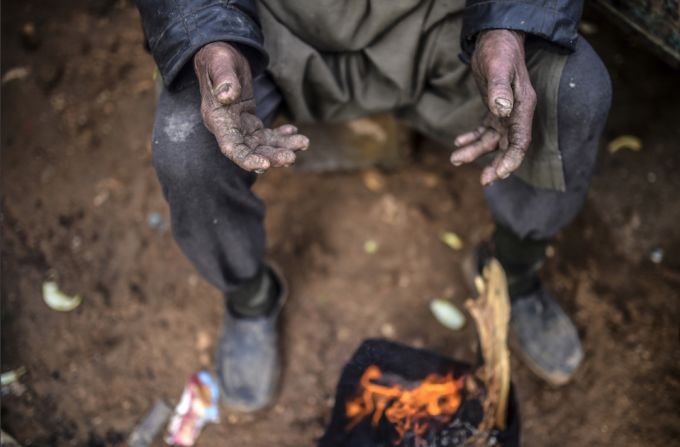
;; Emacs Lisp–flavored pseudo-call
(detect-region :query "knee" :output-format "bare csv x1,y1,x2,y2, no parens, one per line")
151,113,252,196
559,37,612,133
151,132,205,195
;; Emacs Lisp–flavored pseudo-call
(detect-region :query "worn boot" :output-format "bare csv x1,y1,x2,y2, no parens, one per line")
470,226,583,385
216,264,286,411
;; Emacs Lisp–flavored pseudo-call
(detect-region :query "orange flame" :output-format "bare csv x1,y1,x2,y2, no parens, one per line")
345,365,464,444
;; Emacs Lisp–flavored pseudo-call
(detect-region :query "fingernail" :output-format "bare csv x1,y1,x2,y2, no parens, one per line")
452,161,462,167
498,170,510,179
254,168,266,174
494,98,512,116
495,98,512,110
216,84,231,101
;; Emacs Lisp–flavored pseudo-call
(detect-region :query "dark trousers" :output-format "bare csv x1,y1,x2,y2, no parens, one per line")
151,38,611,294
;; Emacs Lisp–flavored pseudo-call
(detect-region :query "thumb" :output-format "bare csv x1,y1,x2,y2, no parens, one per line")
486,68,514,118
208,57,242,105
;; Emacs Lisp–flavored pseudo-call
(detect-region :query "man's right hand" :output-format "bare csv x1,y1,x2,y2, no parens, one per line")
194,42,309,172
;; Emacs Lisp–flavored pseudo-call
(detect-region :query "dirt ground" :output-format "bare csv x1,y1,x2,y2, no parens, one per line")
1,2,679,446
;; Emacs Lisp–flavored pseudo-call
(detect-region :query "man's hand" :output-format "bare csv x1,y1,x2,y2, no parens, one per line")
194,42,309,172
451,30,537,185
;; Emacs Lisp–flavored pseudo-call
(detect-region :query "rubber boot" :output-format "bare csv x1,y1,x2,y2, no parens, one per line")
216,264,286,411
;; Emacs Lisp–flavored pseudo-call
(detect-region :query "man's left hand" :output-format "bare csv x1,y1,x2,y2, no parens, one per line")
451,29,537,185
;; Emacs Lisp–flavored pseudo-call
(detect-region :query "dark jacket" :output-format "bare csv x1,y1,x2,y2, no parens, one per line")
459,0,584,62
135,0,583,89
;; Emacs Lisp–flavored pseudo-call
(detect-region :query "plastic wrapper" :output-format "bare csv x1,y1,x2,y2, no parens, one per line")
165,371,220,446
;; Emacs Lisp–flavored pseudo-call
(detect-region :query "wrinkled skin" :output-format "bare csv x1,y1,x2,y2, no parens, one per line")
451,30,537,185
194,42,309,172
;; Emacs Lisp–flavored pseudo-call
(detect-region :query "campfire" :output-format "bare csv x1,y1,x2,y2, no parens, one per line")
319,259,519,447
345,365,465,443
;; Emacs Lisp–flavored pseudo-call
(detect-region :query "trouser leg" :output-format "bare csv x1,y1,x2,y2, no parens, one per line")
152,73,281,295
484,37,612,265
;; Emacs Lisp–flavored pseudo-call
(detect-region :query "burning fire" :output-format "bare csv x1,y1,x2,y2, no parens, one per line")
345,365,465,444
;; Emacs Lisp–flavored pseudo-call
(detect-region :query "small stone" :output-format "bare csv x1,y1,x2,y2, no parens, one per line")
50,93,66,112
336,327,350,341
380,323,395,338
147,212,165,230
362,168,386,192
649,248,663,264
545,245,556,258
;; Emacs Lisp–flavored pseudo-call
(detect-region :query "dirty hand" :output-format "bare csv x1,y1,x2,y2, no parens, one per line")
194,42,309,172
451,30,537,185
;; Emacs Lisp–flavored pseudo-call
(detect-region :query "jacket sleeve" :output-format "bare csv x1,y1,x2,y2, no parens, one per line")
460,0,584,62
135,0,269,89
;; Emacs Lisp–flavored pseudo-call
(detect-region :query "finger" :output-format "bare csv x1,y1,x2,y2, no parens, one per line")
495,146,526,180
454,126,486,147
208,58,242,105
486,65,514,118
495,81,536,179
450,129,500,166
274,124,298,136
253,146,297,167
480,151,506,186
268,133,310,152
242,153,272,171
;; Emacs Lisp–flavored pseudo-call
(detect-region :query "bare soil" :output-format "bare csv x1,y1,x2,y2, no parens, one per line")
2,2,679,446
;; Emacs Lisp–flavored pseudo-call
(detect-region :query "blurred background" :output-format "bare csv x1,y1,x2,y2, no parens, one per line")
1,1,679,446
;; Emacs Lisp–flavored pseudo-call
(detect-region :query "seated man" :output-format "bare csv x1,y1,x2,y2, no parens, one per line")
135,0,611,410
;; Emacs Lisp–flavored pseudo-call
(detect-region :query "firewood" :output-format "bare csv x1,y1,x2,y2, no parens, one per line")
465,258,511,439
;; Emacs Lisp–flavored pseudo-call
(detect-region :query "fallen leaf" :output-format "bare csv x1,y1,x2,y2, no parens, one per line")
42,281,82,311
1,67,30,84
364,239,379,254
608,135,642,154
380,323,395,338
430,299,466,330
1,367,26,386
578,21,598,35
440,231,463,251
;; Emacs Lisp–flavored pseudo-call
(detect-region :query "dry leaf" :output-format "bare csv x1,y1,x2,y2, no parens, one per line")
364,239,379,254
42,281,82,312
440,231,464,251
430,299,466,330
608,135,642,154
